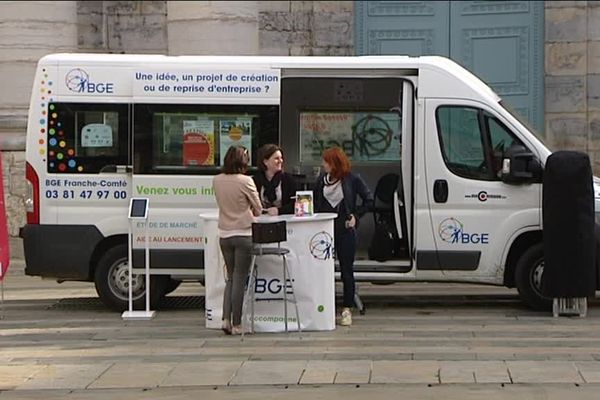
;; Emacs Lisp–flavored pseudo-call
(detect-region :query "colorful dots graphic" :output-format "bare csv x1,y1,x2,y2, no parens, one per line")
49,120,54,125
41,81,45,85
41,96,45,100
49,138,57,146
49,128,55,135
49,162,55,168
68,160,76,168
40,88,45,93
41,103,45,108
48,81,53,86
67,149,74,156
77,166,83,172
57,122,61,127
58,130,64,136
57,153,64,160
42,110,46,115
39,118,45,124
38,139,44,145
51,113,57,118
49,151,55,156
49,104,55,110
48,90,52,94
58,163,66,172
39,149,45,155
40,128,45,134
59,140,66,148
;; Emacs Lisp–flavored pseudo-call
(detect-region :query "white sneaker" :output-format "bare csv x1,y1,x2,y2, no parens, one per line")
340,308,352,326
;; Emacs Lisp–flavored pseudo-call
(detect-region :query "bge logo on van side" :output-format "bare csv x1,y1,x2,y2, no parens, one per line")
65,68,114,94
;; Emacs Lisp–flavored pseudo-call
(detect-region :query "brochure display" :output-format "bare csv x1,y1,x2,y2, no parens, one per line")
122,198,156,321
199,212,337,332
294,191,314,217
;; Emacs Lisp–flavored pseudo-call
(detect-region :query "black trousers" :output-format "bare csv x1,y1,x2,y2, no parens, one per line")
335,226,356,308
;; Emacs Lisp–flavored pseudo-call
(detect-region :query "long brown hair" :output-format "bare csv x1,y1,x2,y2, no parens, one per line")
221,145,249,174
322,147,351,180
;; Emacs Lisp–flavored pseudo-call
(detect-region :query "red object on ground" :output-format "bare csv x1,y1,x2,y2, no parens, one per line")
0,154,9,281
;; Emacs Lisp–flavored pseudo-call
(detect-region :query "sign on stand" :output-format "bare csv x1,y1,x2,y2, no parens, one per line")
122,198,155,320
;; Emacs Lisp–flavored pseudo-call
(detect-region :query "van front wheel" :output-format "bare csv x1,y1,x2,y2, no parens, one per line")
515,243,552,311
94,244,166,312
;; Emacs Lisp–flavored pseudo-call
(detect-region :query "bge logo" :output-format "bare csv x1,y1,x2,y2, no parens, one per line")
438,217,489,244
253,278,294,295
65,68,114,94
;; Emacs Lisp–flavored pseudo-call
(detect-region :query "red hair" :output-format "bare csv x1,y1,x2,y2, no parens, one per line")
322,147,351,180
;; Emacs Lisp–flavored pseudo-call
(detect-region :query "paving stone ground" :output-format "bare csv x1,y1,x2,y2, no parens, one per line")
2,276,600,399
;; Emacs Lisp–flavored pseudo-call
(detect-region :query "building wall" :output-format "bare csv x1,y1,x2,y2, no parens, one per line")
545,1,600,169
0,0,598,266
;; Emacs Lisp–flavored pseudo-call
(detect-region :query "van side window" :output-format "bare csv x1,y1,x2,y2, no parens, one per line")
46,103,129,173
436,106,526,181
436,106,488,180
484,113,525,178
134,104,279,174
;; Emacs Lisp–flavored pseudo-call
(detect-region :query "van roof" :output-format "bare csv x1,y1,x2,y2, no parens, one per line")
39,53,501,103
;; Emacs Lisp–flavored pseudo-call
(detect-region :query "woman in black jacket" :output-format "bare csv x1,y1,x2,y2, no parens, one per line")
253,144,297,215
313,147,373,326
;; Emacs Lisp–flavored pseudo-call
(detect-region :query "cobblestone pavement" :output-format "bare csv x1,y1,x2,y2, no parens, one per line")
2,276,600,399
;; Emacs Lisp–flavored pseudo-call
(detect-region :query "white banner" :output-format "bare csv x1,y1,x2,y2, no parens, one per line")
132,69,280,99
201,214,336,332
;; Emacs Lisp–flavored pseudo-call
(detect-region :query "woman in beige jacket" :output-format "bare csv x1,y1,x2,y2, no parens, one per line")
213,146,262,335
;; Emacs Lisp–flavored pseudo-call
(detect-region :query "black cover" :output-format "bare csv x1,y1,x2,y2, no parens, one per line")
252,221,287,244
542,151,596,297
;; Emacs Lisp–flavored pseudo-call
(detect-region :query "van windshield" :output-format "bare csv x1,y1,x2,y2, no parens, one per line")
499,101,553,151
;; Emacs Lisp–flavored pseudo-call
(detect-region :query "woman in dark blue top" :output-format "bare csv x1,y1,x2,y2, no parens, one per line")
313,147,373,326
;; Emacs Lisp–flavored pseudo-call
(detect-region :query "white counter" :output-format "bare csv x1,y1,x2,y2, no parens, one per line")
199,212,337,331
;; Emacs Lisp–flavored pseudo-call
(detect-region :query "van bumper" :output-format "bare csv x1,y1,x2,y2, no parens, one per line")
21,224,104,280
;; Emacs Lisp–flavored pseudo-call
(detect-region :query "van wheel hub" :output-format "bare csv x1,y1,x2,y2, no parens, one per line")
108,260,144,301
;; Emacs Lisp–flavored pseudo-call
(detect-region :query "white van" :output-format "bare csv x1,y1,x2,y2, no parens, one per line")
21,53,600,311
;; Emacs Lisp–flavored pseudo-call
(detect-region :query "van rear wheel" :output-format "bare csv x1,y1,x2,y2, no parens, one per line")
515,243,552,311
94,244,166,312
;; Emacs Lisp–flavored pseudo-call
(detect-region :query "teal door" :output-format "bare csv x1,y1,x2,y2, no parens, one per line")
355,1,544,130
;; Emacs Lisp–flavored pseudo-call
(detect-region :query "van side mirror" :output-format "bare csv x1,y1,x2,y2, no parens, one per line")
500,144,542,184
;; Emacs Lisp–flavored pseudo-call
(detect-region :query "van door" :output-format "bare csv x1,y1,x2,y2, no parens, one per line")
279,74,413,271
421,99,541,279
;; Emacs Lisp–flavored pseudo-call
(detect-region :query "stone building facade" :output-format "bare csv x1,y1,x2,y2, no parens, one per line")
0,1,598,257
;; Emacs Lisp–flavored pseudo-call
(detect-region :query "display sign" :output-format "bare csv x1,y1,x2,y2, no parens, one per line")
129,198,149,220
202,214,336,332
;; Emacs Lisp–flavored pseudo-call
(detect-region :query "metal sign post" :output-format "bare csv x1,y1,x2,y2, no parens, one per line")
122,198,155,321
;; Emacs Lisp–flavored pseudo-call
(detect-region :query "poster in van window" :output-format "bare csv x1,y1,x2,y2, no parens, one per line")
299,112,402,162
182,120,215,166
81,123,113,147
219,118,252,165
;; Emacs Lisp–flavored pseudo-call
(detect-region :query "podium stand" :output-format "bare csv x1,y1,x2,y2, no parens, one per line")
122,198,156,320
